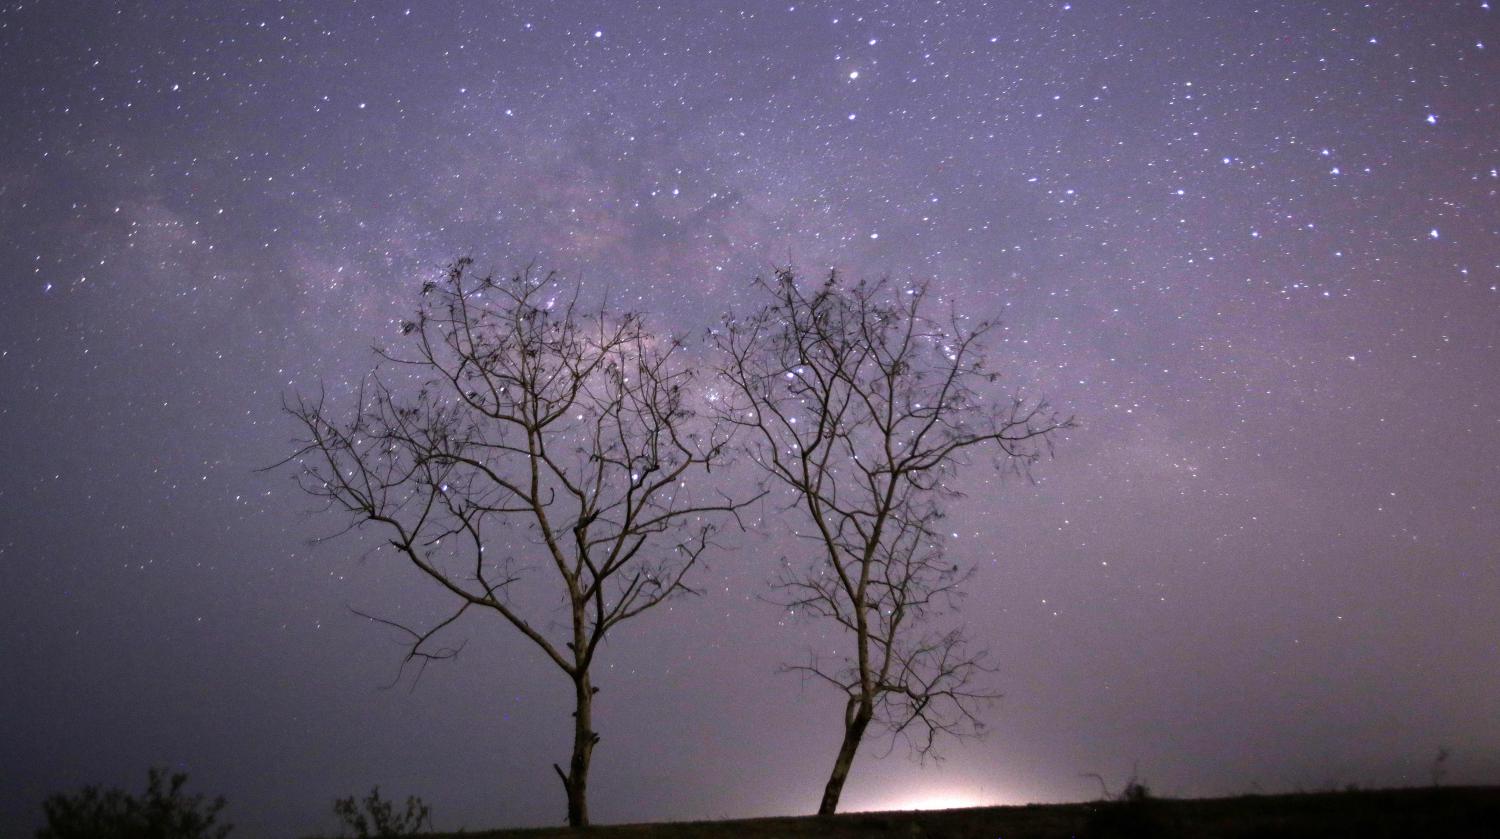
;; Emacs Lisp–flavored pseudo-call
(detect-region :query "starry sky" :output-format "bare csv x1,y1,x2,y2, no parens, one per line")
2,1,1498,836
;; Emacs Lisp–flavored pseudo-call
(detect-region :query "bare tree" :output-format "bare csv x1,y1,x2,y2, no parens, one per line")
712,269,1072,815
283,259,753,827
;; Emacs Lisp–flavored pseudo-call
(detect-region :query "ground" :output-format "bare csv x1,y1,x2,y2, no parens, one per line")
395,786,1500,839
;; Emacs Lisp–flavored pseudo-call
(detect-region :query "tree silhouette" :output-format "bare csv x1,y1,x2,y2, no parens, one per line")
284,259,755,827
713,269,1072,815
332,787,430,837
37,767,231,839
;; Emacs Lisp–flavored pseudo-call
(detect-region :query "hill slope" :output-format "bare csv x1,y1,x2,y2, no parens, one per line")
410,786,1500,839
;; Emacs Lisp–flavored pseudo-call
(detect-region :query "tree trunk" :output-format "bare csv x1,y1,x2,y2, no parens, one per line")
555,670,597,827
817,697,873,816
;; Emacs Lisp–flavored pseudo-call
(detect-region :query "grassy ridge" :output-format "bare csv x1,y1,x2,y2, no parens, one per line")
410,786,1500,839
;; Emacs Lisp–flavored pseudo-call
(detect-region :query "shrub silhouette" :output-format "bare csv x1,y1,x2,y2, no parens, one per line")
1084,776,1178,839
36,767,231,839
332,787,431,838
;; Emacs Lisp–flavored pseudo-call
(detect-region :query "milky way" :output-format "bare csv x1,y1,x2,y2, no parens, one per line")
2,2,1497,836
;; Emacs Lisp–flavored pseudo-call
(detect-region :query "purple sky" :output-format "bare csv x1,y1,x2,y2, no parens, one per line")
2,2,1497,836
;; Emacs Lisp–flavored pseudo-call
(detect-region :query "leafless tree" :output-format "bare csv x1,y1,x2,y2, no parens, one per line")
712,269,1072,815
282,258,754,827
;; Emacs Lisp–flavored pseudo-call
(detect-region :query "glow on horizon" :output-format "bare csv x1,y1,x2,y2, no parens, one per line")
862,787,997,812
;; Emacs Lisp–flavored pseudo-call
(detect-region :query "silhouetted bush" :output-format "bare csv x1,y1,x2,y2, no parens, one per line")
332,787,431,838
36,767,231,839
1084,776,1179,839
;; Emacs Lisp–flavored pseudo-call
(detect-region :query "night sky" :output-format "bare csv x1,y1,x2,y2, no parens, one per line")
2,1,1498,836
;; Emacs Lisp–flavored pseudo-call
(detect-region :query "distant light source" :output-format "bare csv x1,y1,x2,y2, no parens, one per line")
869,789,990,812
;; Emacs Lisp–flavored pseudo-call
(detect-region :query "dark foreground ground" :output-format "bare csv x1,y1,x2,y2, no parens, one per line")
412,786,1500,839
